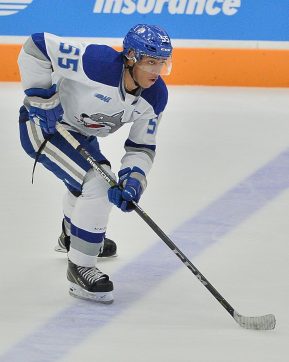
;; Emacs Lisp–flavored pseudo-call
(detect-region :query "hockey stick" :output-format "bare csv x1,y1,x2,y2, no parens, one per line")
56,123,276,330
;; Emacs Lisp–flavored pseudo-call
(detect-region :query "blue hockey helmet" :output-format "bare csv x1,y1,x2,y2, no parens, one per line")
123,24,173,75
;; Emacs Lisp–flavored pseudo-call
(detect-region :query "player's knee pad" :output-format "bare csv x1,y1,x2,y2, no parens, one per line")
71,166,116,232
82,165,116,200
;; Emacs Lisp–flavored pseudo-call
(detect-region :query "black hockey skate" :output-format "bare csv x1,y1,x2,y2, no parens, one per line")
55,221,117,258
67,259,113,303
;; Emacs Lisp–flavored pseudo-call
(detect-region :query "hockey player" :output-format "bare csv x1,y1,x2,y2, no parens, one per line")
18,24,173,303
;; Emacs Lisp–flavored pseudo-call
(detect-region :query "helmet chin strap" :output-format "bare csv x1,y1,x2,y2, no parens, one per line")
125,57,140,89
125,64,140,88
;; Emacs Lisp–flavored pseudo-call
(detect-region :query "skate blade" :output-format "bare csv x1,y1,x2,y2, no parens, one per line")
54,245,67,253
69,283,114,304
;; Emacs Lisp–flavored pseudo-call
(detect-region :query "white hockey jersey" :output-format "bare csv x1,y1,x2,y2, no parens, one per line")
17,33,169,175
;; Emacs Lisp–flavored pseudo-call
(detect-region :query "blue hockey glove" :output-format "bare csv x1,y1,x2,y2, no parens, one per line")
25,85,63,134
108,167,147,212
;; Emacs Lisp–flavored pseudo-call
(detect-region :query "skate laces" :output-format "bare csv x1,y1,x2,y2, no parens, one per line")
77,266,106,284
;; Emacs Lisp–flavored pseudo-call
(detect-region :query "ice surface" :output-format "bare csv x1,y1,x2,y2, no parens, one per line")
0,83,288,362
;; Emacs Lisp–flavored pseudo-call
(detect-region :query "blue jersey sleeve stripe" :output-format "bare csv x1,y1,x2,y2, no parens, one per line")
124,139,156,151
24,85,56,97
31,33,50,61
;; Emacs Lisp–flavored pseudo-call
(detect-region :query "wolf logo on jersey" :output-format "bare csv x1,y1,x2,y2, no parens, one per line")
75,110,125,136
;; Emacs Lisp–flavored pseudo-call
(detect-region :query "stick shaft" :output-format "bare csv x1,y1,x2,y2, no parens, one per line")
133,203,235,316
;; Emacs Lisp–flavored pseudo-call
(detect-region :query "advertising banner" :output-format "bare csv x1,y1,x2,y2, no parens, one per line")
0,0,288,41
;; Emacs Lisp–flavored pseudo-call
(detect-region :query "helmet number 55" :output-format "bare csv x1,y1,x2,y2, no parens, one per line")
158,35,170,43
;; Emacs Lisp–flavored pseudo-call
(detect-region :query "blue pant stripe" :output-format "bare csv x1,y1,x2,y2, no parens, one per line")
71,223,105,243
19,110,109,193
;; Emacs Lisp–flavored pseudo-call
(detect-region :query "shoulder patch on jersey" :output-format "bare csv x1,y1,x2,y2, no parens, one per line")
83,45,124,86
141,77,168,116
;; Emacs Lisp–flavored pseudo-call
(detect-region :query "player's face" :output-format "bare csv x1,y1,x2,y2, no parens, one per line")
133,63,159,88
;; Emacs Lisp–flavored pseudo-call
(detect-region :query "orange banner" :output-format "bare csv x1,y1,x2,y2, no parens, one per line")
1,44,289,87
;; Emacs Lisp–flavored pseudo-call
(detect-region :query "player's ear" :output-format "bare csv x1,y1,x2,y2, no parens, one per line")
125,50,136,66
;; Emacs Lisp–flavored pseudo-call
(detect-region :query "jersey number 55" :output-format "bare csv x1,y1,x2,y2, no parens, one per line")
58,42,80,72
